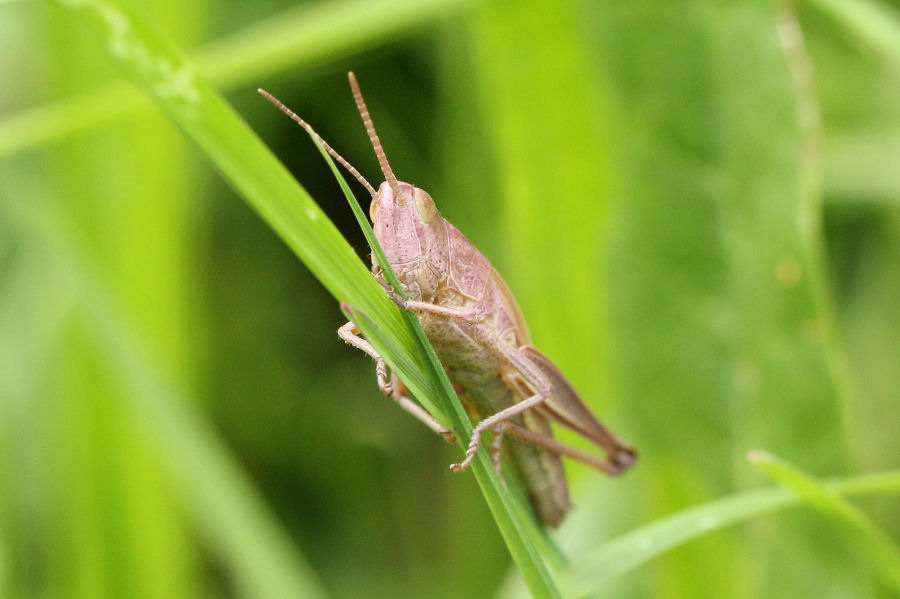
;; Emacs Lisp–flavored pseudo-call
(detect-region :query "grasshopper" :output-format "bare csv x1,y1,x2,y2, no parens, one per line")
259,73,636,527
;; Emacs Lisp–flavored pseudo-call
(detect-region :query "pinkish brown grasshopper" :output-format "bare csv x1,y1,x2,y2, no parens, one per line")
259,73,636,527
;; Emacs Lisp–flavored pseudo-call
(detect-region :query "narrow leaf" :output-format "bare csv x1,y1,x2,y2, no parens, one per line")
556,468,900,599
751,451,900,593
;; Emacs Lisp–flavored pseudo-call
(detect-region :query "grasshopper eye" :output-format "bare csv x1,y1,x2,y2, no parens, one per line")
414,188,437,224
369,199,377,221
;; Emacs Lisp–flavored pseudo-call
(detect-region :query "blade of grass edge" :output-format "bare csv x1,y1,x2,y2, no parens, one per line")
555,468,900,599
750,451,900,593
308,129,563,597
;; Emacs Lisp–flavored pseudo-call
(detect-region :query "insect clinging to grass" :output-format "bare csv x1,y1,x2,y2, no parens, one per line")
259,72,636,527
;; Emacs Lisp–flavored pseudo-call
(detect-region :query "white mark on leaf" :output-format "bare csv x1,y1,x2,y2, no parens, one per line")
60,0,200,111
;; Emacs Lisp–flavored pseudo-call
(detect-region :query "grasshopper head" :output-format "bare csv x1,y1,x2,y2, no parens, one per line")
344,73,450,300
371,181,448,299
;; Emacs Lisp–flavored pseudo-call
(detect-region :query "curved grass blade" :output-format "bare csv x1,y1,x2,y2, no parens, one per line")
46,0,408,356
555,467,900,598
751,451,900,593
46,0,561,595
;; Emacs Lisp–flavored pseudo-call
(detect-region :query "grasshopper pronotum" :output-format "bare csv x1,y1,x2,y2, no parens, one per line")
259,73,636,526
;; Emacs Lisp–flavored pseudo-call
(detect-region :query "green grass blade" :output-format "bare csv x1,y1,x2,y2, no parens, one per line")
46,0,409,360
751,451,900,593
198,0,473,90
803,0,900,204
556,468,900,598
48,0,561,595
0,0,471,159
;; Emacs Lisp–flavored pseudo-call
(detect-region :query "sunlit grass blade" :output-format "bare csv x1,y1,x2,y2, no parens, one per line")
555,468,900,598
0,0,471,159
47,0,561,595
751,451,900,593
46,0,412,368
470,0,615,410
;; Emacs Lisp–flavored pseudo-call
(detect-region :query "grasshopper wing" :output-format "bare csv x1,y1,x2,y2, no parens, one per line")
522,346,637,473
508,407,571,527
490,269,532,344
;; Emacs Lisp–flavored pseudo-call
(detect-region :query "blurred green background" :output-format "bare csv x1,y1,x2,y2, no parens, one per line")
1,0,899,598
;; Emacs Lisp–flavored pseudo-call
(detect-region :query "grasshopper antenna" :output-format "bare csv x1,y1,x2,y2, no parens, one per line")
257,88,377,197
347,72,401,197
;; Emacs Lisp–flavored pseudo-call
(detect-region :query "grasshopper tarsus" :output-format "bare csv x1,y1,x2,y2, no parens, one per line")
611,446,638,473
449,438,480,472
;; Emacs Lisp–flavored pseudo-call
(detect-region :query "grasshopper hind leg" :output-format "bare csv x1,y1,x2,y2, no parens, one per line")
450,341,555,473
338,321,392,393
488,422,508,483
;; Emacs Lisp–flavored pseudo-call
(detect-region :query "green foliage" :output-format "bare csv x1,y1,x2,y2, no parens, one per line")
751,451,900,593
1,0,899,598
558,465,900,598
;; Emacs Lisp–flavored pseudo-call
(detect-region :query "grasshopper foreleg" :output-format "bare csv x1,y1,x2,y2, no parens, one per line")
400,299,478,323
338,321,455,442
378,280,478,322
338,321,391,393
